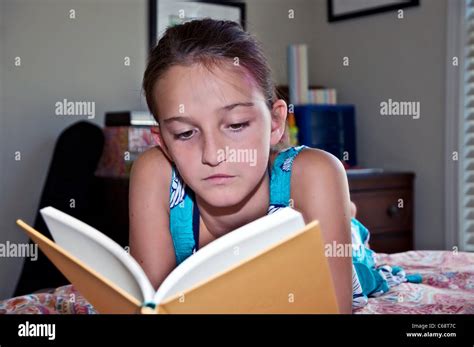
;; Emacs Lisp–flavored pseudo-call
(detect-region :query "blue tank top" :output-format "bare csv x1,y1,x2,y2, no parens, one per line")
165,144,410,310
168,145,308,265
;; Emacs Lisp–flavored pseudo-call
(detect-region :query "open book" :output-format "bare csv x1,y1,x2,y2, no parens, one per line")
16,207,339,314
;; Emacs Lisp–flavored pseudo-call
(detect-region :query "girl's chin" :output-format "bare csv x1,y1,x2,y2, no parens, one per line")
201,197,242,209
197,189,246,209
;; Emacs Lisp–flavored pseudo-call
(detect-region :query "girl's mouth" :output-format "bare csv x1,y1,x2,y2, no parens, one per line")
204,174,235,184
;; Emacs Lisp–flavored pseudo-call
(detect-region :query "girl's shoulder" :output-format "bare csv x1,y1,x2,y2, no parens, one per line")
134,145,173,175
268,145,343,210
271,145,339,175
290,146,348,203
291,146,345,180
131,146,174,206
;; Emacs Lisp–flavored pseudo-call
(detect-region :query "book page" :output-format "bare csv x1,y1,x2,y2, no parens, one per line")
40,207,155,303
159,220,339,313
154,207,305,304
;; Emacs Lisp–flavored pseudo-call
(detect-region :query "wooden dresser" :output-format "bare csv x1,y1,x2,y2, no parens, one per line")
347,171,415,253
94,171,415,254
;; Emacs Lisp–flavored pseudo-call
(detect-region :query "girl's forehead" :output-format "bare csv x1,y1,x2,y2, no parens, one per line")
156,63,263,107
161,63,258,93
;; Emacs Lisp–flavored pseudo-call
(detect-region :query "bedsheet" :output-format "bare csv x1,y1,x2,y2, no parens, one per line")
1,251,473,314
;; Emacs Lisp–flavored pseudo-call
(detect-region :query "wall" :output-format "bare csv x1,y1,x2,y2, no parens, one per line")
0,0,148,299
245,0,448,251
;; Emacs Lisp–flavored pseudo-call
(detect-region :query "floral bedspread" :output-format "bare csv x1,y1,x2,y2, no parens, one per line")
354,251,474,314
1,251,473,314
0,284,96,314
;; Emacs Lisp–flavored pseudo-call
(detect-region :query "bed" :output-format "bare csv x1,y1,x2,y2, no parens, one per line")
1,250,473,314
354,250,474,314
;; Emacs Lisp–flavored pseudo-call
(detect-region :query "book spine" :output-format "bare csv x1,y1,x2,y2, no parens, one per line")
287,44,309,105
307,88,338,105
105,112,132,126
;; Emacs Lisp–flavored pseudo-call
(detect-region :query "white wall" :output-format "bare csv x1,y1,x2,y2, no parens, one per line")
0,0,148,299
245,0,448,251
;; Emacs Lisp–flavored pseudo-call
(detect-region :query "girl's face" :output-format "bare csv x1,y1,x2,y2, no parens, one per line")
152,62,286,208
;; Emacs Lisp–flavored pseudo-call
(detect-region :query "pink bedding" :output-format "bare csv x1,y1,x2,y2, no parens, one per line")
354,250,474,314
1,250,473,314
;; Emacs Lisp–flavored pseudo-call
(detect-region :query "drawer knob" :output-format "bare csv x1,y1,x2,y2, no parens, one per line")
386,204,400,217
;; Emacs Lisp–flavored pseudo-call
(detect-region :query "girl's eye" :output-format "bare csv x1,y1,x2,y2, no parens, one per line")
228,121,250,131
175,130,194,140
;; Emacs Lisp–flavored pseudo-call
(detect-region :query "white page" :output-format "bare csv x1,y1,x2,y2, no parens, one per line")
154,207,305,304
40,207,155,303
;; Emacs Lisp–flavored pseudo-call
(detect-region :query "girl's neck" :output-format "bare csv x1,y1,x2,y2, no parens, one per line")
196,165,271,239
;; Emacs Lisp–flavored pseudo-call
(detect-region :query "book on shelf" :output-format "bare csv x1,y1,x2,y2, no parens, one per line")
308,88,337,104
95,126,157,178
287,44,309,105
105,111,158,127
15,207,339,314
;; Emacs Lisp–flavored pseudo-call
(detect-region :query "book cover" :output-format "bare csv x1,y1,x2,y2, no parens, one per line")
16,207,339,314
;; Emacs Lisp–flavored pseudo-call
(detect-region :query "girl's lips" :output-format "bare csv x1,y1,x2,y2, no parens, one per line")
204,174,234,179
204,175,235,184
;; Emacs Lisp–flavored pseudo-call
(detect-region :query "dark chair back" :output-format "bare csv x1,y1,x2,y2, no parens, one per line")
14,121,104,296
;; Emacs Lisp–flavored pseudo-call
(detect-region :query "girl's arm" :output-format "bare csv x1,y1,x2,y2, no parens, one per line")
292,148,353,313
129,147,177,290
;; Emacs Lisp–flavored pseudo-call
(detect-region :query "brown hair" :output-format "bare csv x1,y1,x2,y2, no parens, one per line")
142,18,289,150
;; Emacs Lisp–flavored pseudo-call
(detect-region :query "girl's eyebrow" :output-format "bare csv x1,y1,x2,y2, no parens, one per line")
221,102,255,111
162,116,194,124
163,102,255,124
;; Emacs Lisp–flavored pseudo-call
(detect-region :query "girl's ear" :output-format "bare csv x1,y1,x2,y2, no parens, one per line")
150,126,174,162
270,99,288,147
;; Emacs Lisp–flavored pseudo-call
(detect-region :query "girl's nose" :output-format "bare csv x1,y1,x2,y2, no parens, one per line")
201,134,225,166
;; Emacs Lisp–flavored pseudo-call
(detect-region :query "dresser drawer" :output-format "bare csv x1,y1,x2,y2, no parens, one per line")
369,231,413,253
350,189,413,233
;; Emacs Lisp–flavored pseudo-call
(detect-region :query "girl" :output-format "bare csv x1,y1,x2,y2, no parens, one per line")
130,18,353,313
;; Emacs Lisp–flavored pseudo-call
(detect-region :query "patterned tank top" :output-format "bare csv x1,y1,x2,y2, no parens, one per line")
167,144,368,309
168,145,307,265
